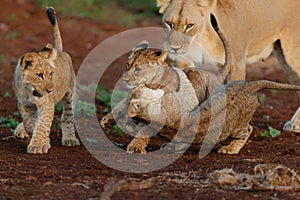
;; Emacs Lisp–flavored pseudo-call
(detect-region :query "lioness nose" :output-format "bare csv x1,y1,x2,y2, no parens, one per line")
46,89,52,93
171,45,182,53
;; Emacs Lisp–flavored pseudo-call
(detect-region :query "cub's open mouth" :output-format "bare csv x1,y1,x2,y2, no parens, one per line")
32,90,43,98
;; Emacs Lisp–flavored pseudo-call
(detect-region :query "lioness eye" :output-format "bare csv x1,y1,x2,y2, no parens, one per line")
165,21,174,29
37,73,44,79
50,72,54,76
186,24,194,30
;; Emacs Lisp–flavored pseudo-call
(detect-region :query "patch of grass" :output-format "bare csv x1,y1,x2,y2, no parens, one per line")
263,115,271,120
4,91,11,98
6,31,18,40
34,0,159,27
112,125,124,136
258,93,267,104
9,13,16,22
75,100,97,118
0,116,19,131
96,86,128,108
0,54,4,63
260,126,281,138
55,104,63,112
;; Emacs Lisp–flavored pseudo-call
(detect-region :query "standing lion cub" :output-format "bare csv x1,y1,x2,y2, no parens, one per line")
13,7,80,154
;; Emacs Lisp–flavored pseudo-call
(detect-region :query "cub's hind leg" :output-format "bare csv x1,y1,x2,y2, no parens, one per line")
274,38,300,132
14,104,37,139
218,125,253,154
60,90,80,146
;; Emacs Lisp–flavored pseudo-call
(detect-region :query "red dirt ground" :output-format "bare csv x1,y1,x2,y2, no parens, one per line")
1,1,300,199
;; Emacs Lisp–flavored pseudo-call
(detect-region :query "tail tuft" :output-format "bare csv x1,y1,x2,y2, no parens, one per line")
46,6,56,26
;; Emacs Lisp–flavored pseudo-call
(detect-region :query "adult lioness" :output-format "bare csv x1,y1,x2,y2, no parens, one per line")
156,0,300,132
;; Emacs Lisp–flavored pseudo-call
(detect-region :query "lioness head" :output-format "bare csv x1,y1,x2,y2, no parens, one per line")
123,41,169,88
157,0,217,58
128,84,164,118
20,43,56,98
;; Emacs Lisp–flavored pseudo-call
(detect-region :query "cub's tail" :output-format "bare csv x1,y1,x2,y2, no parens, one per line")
249,80,300,92
46,7,63,51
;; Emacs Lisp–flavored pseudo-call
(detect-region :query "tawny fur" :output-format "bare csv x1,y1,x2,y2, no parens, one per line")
100,15,230,131
12,7,79,154
157,0,300,132
128,79,300,154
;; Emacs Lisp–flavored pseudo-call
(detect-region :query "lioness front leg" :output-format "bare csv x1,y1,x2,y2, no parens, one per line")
275,34,300,132
27,104,54,154
218,125,253,154
61,91,80,146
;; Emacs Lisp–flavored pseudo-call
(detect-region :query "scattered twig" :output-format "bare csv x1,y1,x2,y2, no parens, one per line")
252,184,300,192
1,135,15,141
100,177,161,200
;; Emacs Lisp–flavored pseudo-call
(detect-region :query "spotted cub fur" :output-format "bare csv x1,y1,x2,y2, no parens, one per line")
13,7,79,154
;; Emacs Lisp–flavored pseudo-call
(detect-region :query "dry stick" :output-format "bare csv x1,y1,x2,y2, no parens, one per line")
1,135,15,140
100,177,162,200
252,184,300,192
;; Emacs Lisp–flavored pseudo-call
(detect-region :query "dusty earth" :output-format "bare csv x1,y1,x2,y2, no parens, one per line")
1,1,300,199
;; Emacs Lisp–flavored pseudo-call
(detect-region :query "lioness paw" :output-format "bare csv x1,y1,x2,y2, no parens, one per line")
14,123,29,139
27,140,51,154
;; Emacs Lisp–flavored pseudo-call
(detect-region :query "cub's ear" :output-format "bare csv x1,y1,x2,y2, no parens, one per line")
135,40,149,51
157,0,172,14
197,0,217,7
157,50,168,62
21,53,35,71
39,43,56,59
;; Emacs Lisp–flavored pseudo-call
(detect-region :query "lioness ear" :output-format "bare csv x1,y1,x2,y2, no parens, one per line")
157,50,168,62
197,0,217,7
21,53,34,71
157,0,172,14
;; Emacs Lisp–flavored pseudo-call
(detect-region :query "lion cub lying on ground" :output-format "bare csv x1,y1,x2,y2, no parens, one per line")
128,79,300,154
13,7,79,154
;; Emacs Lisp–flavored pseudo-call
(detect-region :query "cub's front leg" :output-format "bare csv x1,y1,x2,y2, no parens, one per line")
126,123,162,154
27,102,54,154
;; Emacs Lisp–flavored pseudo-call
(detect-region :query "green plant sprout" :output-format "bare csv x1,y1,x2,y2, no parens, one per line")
260,126,281,138
0,116,19,131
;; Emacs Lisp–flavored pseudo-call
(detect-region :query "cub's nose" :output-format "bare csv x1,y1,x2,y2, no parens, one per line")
46,89,53,93
170,45,182,53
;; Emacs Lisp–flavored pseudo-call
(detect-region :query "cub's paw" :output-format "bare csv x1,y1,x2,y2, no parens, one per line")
218,139,245,154
62,137,80,146
126,138,148,154
14,123,29,139
27,139,51,154
100,113,115,130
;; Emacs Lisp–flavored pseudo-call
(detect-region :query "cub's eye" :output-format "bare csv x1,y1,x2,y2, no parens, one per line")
134,67,142,73
37,73,44,79
165,21,174,29
126,62,130,69
186,24,194,31
50,72,54,76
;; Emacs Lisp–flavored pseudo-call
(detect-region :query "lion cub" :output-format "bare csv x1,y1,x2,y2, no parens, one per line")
13,7,79,154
